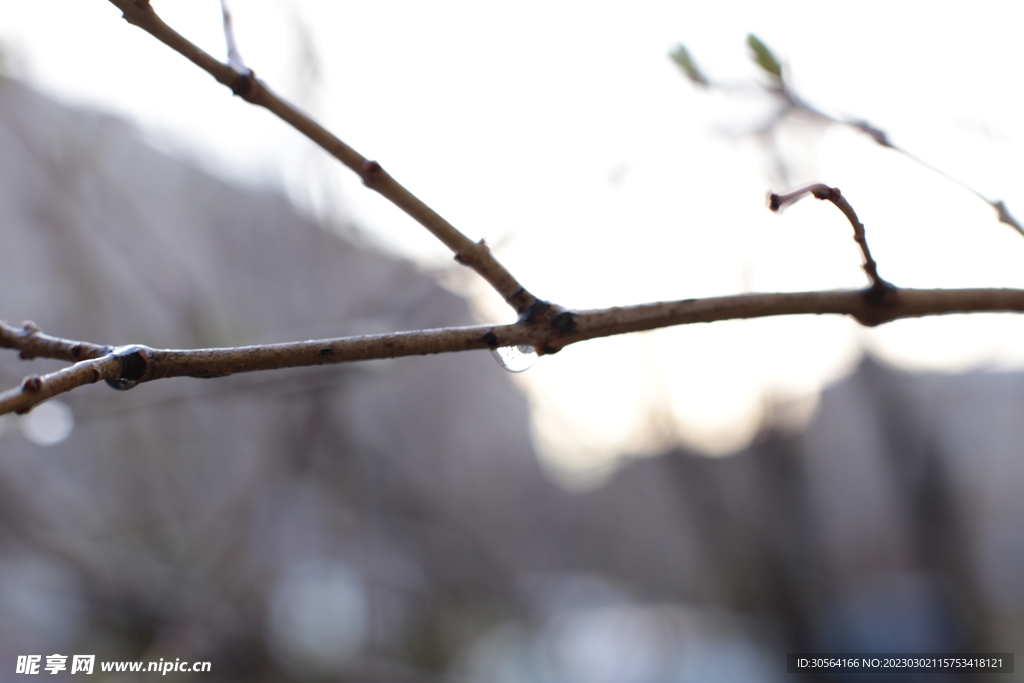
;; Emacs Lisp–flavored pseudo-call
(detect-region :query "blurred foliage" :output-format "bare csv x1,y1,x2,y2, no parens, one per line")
746,33,782,80
669,44,708,87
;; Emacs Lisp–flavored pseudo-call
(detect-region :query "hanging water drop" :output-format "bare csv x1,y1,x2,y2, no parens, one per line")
103,345,149,391
490,344,538,373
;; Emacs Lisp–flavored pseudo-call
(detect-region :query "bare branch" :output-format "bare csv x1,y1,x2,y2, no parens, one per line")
105,0,536,314
10,12,1010,419
0,321,112,362
0,348,137,415
769,184,895,301
6,286,1024,415
802,102,1024,240
852,132,1024,237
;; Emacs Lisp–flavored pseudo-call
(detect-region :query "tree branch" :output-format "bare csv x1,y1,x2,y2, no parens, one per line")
769,184,895,302
105,0,536,314
5,286,1024,415
7,11,1009,419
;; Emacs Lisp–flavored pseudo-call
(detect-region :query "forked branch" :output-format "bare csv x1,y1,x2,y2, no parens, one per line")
1,6,1020,417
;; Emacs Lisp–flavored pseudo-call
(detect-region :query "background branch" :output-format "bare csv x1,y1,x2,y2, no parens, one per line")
673,35,1024,237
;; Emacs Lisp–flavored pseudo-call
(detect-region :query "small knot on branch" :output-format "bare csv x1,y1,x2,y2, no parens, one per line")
21,375,42,392
810,184,840,201
524,301,577,356
992,200,1024,237
453,239,490,267
518,299,553,325
121,0,153,24
864,282,900,308
478,300,575,358
362,160,385,187
852,120,892,148
552,311,577,333
16,322,41,359
229,70,257,99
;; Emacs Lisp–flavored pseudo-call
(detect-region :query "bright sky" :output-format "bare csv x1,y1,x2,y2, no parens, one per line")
3,1,1024,485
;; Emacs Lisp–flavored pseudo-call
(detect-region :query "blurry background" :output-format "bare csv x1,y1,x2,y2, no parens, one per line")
1,1,1024,681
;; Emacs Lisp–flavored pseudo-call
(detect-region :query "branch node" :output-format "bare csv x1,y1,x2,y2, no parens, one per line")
229,70,257,99
481,331,499,348
21,375,42,392
121,0,152,24
864,282,900,307
362,160,385,187
810,184,839,201
519,299,553,325
552,311,577,333
851,120,892,148
992,200,1024,237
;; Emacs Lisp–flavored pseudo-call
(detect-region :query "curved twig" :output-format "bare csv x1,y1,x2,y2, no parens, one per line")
769,184,895,302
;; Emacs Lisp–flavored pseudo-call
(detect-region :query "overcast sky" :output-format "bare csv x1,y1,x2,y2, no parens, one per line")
3,1,1023,484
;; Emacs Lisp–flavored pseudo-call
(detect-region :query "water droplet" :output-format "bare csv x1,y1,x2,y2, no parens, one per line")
491,344,538,373
104,377,139,391
103,345,148,391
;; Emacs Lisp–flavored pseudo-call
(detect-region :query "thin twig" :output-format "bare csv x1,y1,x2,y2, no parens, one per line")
106,0,536,315
828,113,1023,237
785,91,1024,238
0,320,113,362
5,286,1024,415
219,0,246,73
769,183,896,302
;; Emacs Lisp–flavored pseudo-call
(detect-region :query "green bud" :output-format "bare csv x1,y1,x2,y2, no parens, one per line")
746,34,782,79
670,44,708,86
